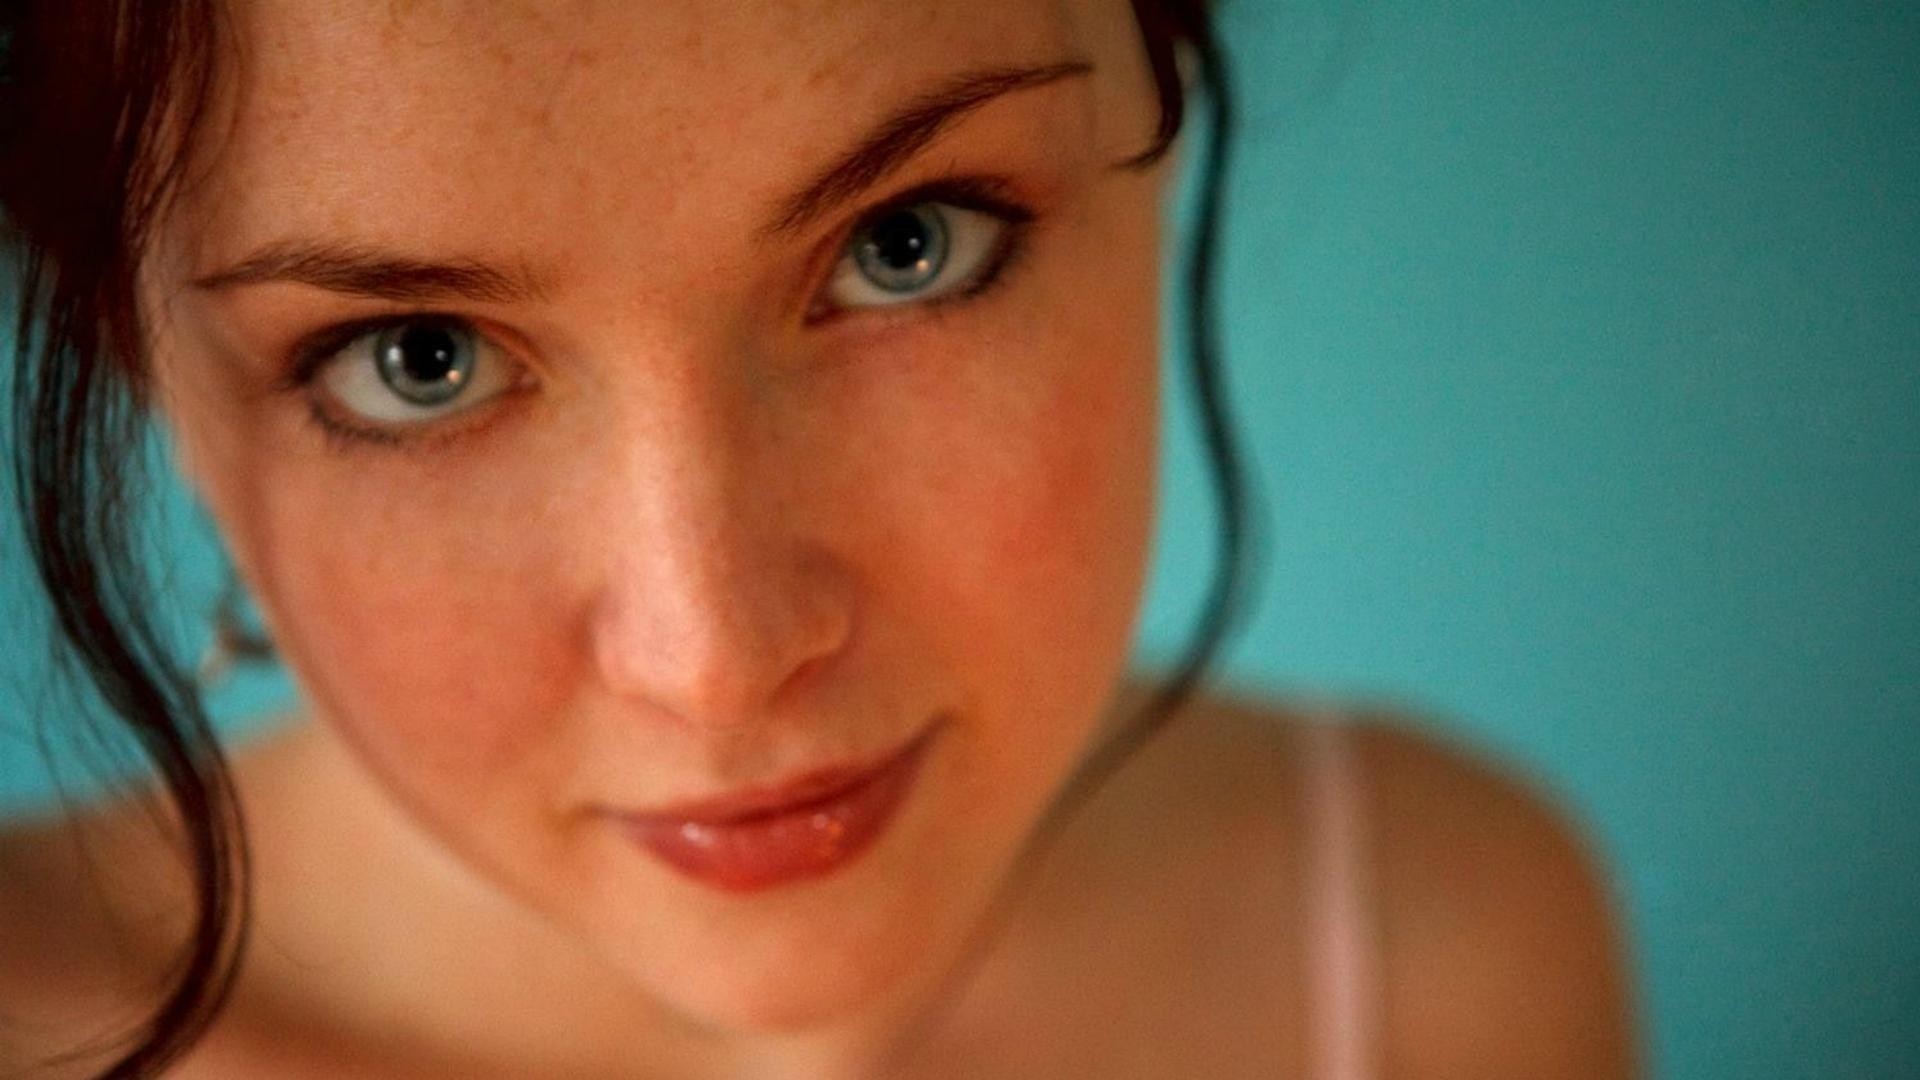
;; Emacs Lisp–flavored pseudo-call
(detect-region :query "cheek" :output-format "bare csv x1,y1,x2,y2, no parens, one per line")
239,464,585,832
905,332,1154,643
836,248,1161,810
150,322,580,820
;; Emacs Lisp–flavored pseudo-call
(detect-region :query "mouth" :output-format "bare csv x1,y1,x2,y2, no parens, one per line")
609,720,943,893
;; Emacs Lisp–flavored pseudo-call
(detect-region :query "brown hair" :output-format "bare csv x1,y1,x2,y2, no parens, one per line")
0,2,1248,1074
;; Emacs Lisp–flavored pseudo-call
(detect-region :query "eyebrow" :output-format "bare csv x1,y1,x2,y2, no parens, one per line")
760,58,1093,237
190,57,1095,303
190,244,547,303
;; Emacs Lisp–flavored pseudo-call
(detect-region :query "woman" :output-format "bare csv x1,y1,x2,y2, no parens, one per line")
0,1,1636,1076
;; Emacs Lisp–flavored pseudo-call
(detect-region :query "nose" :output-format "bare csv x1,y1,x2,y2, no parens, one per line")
586,374,853,730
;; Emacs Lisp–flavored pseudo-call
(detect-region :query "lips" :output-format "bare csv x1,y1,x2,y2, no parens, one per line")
611,723,939,893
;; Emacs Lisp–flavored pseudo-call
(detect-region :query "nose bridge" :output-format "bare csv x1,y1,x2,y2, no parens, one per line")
587,352,851,729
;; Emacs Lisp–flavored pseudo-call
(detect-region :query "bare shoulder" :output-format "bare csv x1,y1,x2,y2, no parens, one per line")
0,816,73,1071
1281,697,1640,1079
0,797,184,1077
1062,683,1635,1076
1131,684,1637,1077
0,721,383,1078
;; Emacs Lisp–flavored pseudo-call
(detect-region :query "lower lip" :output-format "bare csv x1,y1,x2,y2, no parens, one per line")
617,729,935,893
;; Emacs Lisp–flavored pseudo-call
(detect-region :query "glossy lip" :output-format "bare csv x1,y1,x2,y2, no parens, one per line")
609,720,943,893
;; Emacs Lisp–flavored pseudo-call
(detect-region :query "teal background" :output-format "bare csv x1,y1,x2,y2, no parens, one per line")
2,3,1916,1078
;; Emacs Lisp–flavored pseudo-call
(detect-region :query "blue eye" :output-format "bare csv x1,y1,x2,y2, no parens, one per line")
310,316,520,427
374,320,475,406
852,205,951,293
822,198,1023,311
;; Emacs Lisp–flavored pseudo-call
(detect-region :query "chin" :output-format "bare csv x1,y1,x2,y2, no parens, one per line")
594,904,939,1037
691,956,913,1035
547,834,974,1039
518,724,1043,1039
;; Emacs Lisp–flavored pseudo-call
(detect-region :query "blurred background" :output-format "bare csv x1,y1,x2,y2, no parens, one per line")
2,3,1915,1077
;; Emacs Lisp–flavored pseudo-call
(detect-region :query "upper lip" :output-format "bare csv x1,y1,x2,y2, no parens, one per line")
611,723,939,827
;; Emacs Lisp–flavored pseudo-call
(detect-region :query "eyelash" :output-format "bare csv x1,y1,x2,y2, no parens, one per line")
807,176,1036,325
277,175,1039,453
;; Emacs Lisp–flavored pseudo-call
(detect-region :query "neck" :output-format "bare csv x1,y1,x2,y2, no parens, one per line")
231,713,1030,1079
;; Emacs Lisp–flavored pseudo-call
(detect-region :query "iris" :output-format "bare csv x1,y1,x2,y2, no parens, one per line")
853,205,951,294
374,320,473,406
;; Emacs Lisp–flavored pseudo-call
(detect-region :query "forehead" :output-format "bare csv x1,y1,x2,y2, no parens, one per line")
170,0,1138,285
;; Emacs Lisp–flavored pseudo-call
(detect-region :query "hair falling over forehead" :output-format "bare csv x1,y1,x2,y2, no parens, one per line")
0,1,1251,1074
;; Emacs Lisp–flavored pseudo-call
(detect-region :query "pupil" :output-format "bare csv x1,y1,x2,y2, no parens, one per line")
396,325,458,384
872,211,930,270
375,320,471,407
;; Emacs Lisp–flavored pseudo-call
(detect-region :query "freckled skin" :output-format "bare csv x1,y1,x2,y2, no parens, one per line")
0,2,1642,1076
148,0,1170,1049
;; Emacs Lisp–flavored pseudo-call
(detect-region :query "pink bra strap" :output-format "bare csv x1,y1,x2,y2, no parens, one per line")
1301,713,1380,1080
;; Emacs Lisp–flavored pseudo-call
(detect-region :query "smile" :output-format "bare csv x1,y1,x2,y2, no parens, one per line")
610,721,943,893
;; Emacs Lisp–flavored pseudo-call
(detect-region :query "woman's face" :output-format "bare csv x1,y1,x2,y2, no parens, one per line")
147,0,1170,1032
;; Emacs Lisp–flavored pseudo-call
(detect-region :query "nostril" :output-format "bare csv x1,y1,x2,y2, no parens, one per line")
778,650,835,703
589,565,855,728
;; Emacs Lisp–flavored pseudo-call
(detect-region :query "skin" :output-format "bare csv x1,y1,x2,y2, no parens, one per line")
0,1,1640,1076
152,0,1172,1065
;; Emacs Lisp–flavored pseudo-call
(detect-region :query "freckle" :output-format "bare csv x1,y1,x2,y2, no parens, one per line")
801,60,836,91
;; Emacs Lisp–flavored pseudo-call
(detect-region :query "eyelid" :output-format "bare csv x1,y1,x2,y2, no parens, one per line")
275,310,530,388
274,312,531,448
271,174,1033,372
804,174,1036,325
851,174,1033,228
270,174,1035,450
277,312,429,393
